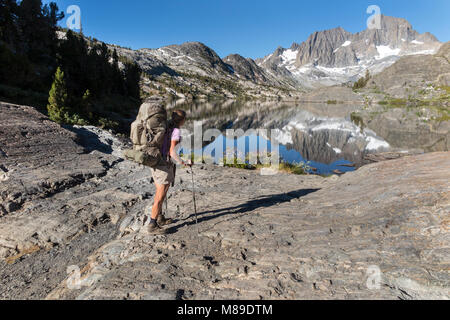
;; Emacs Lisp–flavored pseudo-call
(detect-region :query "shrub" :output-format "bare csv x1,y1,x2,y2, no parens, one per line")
353,70,371,90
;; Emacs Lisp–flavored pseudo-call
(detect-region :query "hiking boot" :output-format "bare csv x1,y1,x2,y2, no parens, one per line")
157,214,174,226
147,222,168,235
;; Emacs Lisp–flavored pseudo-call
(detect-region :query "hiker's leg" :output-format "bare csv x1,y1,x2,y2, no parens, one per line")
151,183,170,220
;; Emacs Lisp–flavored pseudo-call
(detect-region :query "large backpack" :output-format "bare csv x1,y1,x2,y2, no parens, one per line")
123,98,168,168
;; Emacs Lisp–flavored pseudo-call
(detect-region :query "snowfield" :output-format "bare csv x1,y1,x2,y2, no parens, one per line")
341,41,352,47
376,45,402,60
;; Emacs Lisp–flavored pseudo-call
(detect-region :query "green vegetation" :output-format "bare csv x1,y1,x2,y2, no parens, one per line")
47,67,69,124
224,159,311,175
371,86,449,124
181,72,250,100
222,152,312,175
353,70,371,90
438,85,450,103
261,162,311,175
326,100,338,105
433,113,450,122
149,70,293,103
179,151,311,175
0,0,62,93
371,87,383,94
440,85,450,94
0,0,142,132
350,112,366,132
379,98,408,106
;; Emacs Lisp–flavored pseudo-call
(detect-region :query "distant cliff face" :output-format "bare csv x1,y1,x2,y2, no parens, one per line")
295,27,356,67
256,15,442,88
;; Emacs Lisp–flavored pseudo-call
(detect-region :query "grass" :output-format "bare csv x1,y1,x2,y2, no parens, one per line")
180,152,311,175
326,100,338,105
383,98,408,106
264,162,309,175
440,85,450,94
434,114,450,122
371,87,383,94
225,156,311,175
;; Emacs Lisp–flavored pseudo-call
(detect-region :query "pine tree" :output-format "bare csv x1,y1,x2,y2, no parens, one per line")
0,0,19,46
365,70,371,83
47,67,69,123
353,70,371,90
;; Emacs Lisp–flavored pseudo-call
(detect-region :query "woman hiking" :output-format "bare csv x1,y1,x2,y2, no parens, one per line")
148,109,191,234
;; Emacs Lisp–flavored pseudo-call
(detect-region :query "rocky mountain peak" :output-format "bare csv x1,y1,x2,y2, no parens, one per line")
223,54,269,83
295,26,354,67
256,15,443,88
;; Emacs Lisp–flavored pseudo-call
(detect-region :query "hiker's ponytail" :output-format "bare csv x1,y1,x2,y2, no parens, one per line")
169,110,187,129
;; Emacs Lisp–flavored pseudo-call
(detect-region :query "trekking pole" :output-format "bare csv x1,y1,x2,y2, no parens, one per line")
165,197,168,218
190,166,200,245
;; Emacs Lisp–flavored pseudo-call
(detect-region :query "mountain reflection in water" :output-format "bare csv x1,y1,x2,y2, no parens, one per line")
170,100,390,175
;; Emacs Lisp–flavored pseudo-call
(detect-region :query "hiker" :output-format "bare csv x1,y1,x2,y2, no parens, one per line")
148,110,191,234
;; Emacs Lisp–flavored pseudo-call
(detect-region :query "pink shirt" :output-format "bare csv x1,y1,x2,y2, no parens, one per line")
162,128,181,159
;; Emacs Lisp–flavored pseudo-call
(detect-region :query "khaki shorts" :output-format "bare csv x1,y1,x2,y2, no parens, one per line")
151,162,175,186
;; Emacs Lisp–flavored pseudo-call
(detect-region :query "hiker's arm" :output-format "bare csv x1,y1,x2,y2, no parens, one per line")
170,140,190,166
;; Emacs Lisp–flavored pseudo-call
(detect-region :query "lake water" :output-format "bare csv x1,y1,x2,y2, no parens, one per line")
170,100,391,175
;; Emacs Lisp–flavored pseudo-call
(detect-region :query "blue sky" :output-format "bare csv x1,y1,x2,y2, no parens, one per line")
45,0,450,59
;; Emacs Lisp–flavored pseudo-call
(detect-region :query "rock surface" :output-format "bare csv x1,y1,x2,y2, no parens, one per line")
368,42,450,97
223,54,273,85
1,102,449,300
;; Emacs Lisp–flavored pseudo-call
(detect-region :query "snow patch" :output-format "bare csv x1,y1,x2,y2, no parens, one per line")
376,46,401,60
312,122,354,132
316,65,360,76
365,136,390,151
411,40,424,45
272,129,293,145
281,49,298,64
262,54,273,64
405,49,436,56
342,41,352,47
